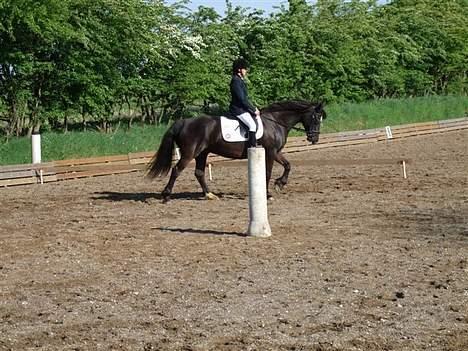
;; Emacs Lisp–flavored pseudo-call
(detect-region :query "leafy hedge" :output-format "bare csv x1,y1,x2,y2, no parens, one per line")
0,0,466,137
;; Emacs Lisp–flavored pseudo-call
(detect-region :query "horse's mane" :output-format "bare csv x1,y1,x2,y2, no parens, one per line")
261,100,317,113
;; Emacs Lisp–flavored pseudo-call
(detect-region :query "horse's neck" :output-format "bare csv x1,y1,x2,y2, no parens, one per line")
273,111,302,130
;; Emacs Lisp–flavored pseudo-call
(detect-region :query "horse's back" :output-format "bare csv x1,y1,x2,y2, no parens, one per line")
176,115,221,145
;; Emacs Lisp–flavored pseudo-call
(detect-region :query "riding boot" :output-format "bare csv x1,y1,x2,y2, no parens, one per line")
248,131,257,148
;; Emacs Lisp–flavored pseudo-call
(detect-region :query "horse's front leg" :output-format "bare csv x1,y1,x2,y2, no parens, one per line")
195,151,219,200
274,151,291,192
162,157,191,203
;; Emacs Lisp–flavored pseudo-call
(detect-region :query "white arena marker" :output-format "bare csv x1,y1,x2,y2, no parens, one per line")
208,163,213,181
402,160,407,179
32,132,42,164
32,132,44,184
385,126,393,139
246,147,272,237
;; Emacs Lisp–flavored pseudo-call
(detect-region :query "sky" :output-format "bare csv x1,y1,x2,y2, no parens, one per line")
169,1,389,15
183,0,287,14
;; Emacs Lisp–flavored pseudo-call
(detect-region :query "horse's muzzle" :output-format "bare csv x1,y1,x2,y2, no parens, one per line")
307,134,319,144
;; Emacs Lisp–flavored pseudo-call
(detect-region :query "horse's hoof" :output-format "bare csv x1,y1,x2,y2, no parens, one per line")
162,196,170,204
205,192,220,200
267,194,275,201
274,181,286,192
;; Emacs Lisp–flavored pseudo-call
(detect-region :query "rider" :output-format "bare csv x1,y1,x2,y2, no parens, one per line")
229,58,260,148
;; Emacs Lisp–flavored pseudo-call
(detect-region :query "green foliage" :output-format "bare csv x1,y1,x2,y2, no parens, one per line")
0,0,466,137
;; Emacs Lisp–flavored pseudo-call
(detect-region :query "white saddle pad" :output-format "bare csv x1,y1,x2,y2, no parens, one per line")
220,116,264,142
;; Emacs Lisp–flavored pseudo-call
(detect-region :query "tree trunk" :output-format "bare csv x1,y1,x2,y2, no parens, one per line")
81,108,87,131
64,113,68,133
125,95,134,129
27,85,42,137
150,104,156,124
142,95,151,123
139,96,145,123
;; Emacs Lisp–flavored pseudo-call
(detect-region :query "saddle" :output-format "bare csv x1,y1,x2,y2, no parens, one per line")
220,115,264,142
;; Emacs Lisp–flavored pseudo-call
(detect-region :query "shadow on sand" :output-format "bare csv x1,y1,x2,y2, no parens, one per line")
153,227,246,237
92,191,247,203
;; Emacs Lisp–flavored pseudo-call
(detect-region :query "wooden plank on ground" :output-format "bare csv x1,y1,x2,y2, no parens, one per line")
286,131,383,146
438,117,467,124
214,159,247,167
56,168,140,181
292,158,411,166
53,162,136,174
0,170,36,180
390,125,436,136
390,121,438,131
0,176,37,187
213,158,411,168
54,163,145,175
54,154,128,166
438,119,468,128
128,151,154,165
378,124,468,141
320,128,384,138
42,174,58,183
0,162,55,173
129,158,153,165
285,136,382,153
128,151,154,159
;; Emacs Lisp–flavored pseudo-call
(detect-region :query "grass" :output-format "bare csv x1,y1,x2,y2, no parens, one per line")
1,95,466,166
0,123,167,165
320,95,467,133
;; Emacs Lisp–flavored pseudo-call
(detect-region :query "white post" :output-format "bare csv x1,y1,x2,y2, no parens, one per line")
32,132,42,164
208,163,213,181
402,160,407,179
32,132,43,184
246,147,272,237
385,126,393,139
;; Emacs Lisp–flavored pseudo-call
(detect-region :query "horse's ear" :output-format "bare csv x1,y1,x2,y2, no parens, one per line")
314,102,324,112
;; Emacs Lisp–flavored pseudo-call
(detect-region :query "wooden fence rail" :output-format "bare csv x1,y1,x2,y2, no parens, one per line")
1,117,466,188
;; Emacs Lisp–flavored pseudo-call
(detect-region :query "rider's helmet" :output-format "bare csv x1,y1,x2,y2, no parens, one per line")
232,58,249,75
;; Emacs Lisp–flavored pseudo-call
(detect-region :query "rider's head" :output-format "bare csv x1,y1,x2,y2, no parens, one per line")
232,58,249,76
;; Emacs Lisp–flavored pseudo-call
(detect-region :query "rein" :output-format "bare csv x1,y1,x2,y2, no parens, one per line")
260,115,320,134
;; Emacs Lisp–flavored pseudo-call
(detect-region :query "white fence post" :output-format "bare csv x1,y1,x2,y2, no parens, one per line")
246,147,272,237
32,132,43,184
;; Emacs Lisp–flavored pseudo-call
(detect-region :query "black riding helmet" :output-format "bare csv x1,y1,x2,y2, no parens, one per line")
232,58,249,75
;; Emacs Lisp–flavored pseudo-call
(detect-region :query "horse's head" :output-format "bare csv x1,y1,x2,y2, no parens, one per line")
261,100,327,144
303,102,326,144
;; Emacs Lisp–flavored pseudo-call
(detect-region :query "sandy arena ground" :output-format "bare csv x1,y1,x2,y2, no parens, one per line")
0,130,467,351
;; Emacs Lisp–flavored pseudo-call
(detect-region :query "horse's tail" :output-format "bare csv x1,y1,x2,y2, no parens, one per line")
146,120,184,179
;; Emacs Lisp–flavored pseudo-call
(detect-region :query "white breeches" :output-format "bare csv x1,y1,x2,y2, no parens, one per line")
237,112,257,132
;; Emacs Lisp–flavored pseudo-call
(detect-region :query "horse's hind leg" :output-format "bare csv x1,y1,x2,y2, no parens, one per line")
195,151,219,200
161,157,192,203
265,150,276,200
274,152,291,191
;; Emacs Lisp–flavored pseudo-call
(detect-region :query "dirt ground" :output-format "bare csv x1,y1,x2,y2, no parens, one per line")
1,130,467,351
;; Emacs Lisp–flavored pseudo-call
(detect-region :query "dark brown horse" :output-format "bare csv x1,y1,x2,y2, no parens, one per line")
146,100,326,202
